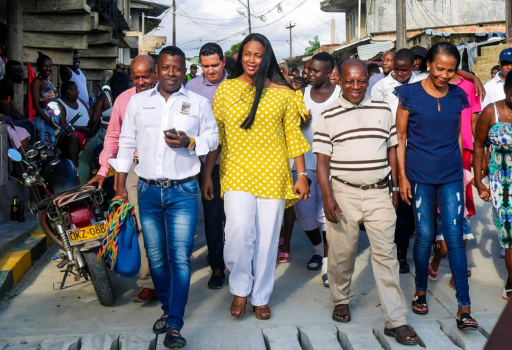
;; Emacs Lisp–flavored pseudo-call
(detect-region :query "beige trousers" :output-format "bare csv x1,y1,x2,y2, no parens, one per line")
327,179,407,329
126,163,154,290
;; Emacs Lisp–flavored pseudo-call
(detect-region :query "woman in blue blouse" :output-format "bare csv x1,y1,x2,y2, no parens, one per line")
395,42,478,331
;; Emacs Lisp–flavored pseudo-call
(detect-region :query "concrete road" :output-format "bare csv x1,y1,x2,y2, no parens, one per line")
0,189,508,349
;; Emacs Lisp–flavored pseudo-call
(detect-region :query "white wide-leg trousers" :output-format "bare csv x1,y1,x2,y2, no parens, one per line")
223,191,285,306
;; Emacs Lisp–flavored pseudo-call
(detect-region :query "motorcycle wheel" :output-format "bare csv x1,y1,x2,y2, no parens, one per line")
83,248,116,306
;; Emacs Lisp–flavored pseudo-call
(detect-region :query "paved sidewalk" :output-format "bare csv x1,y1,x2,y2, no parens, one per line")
0,189,508,349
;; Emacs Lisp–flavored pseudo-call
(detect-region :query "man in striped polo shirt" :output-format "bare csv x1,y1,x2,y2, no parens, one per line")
314,59,417,346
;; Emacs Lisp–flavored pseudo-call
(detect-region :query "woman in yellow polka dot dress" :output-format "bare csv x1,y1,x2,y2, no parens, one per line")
202,33,310,320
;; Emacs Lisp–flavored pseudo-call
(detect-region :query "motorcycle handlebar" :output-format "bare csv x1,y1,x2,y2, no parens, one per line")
68,112,82,126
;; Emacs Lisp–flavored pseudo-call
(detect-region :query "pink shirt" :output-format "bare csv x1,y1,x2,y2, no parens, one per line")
452,76,481,151
437,169,473,218
98,87,137,177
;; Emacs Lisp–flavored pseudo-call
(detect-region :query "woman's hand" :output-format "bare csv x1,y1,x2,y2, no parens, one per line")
476,182,491,202
294,175,310,201
399,174,413,205
392,191,399,210
201,176,214,200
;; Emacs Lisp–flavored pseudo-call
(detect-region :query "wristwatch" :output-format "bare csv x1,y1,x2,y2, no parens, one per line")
392,187,400,192
297,172,308,177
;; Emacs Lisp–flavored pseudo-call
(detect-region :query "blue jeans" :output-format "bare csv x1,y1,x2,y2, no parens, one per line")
137,179,198,330
35,116,58,146
13,119,36,146
411,180,470,307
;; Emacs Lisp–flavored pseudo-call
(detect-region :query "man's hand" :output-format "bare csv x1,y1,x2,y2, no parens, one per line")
473,76,486,101
302,109,312,125
324,196,342,223
115,185,128,199
201,176,214,200
293,175,310,201
399,174,413,205
87,174,106,189
392,192,399,210
164,130,190,148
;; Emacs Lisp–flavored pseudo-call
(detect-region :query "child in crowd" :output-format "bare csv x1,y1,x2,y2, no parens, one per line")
429,169,475,287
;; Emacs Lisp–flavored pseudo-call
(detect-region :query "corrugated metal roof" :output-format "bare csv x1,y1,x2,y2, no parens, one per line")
357,41,394,60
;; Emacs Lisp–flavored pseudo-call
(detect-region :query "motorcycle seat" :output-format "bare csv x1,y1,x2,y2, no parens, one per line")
50,185,98,208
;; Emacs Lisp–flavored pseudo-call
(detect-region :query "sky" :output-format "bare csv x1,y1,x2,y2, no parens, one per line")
150,0,346,60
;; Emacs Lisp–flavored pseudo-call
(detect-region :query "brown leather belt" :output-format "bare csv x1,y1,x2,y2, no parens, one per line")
332,177,388,190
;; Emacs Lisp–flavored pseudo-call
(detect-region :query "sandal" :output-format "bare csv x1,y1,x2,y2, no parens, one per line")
384,325,418,346
428,263,438,281
277,252,291,263
253,305,271,320
456,313,478,332
230,296,247,318
502,288,512,300
412,295,428,315
332,304,351,323
307,254,323,271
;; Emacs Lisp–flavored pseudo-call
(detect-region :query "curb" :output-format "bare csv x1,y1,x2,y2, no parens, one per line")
0,228,52,300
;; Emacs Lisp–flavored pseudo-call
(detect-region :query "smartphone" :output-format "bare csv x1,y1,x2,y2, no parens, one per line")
163,128,177,138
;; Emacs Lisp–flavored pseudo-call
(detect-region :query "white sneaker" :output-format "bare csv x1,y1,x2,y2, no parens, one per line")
501,248,506,258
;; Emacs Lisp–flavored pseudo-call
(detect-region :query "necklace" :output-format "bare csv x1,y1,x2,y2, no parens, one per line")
504,103,512,121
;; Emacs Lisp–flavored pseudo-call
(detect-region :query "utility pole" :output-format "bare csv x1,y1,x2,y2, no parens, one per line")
507,0,511,43
247,0,252,34
358,0,361,40
396,0,407,50
331,14,335,44
172,0,176,46
286,22,295,58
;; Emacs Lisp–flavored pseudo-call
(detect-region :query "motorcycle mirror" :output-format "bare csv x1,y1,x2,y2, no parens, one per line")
7,149,22,162
45,101,61,117
34,141,45,150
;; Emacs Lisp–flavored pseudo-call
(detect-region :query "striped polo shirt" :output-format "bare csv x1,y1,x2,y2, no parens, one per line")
313,95,397,185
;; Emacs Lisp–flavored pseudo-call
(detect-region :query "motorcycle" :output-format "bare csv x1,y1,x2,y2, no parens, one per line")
7,102,116,306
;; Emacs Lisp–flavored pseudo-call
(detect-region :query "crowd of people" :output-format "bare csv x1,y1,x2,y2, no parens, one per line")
1,34,512,348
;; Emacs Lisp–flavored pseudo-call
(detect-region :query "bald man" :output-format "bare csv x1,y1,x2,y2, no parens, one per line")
368,51,395,96
88,55,158,303
314,59,417,346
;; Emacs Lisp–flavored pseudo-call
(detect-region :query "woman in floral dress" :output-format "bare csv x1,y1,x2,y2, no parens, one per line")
474,70,512,300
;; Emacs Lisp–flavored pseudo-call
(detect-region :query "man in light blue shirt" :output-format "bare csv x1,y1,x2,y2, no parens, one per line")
186,43,228,289
110,46,218,348
367,51,395,96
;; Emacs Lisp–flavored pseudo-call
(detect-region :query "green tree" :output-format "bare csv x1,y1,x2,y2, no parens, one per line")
225,42,242,57
304,36,321,55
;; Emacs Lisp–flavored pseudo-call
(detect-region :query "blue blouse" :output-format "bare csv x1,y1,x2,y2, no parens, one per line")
394,82,469,185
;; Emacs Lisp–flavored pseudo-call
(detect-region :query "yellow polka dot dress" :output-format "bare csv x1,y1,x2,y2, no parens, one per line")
212,78,310,207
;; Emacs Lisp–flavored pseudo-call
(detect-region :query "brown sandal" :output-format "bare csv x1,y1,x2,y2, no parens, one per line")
230,296,247,318
253,305,271,320
384,325,418,346
332,304,351,323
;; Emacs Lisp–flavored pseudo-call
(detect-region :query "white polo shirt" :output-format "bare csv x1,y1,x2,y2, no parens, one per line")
482,71,506,110
371,71,418,118
110,84,219,180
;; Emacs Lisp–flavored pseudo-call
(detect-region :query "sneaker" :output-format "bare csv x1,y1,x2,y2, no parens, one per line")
164,328,186,348
132,288,158,303
207,269,225,289
501,248,506,258
153,314,167,334
398,258,410,274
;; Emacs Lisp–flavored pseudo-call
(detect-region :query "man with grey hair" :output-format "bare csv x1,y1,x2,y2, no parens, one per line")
88,55,158,302
314,58,417,346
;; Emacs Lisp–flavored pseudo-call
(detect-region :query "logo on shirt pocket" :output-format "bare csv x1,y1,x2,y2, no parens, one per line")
180,102,191,114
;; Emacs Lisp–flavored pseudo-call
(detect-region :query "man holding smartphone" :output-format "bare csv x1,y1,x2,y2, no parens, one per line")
109,46,218,348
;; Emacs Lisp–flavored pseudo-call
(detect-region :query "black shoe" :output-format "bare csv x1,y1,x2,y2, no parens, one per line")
153,314,167,334
208,269,225,289
399,259,410,274
164,328,187,348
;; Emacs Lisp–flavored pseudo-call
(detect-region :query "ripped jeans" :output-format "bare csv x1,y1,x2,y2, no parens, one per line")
410,180,470,307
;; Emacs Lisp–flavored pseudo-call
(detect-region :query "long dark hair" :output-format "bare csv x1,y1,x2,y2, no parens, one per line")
419,41,461,73
230,33,293,129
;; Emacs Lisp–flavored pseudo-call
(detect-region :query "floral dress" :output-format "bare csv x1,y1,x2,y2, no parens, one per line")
212,78,310,208
489,102,512,248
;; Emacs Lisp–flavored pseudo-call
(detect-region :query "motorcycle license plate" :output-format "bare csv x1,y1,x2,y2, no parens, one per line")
66,221,107,246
